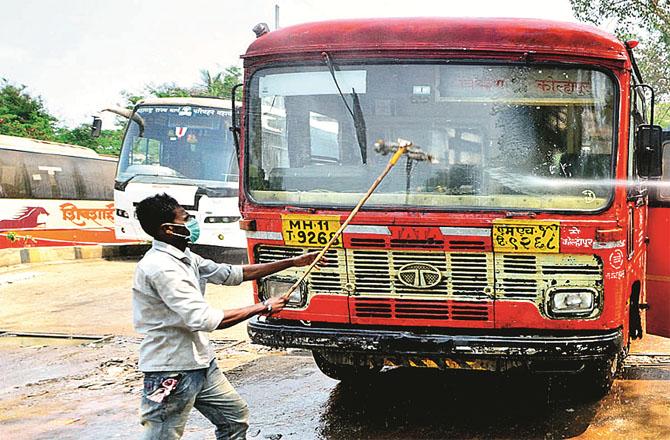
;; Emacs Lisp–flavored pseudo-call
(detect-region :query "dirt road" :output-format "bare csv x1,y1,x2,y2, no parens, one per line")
0,259,668,439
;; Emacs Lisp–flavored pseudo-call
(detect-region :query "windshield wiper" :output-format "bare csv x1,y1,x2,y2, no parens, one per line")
322,52,367,164
114,173,162,191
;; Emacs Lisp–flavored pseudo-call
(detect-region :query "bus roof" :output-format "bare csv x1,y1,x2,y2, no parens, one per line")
0,134,111,160
243,17,627,63
138,97,233,109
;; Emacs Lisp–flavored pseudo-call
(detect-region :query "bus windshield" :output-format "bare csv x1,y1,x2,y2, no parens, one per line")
247,64,616,211
117,105,238,187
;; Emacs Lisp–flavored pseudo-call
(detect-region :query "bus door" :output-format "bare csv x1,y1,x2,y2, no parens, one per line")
646,135,670,337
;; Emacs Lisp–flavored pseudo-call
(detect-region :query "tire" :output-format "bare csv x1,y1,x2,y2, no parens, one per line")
311,351,381,382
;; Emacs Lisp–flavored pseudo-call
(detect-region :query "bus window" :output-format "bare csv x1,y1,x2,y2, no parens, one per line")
117,105,238,186
21,153,78,199
0,150,30,198
76,158,116,200
248,64,615,210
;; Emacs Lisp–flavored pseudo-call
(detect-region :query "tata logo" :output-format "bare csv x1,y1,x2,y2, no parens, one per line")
396,263,442,289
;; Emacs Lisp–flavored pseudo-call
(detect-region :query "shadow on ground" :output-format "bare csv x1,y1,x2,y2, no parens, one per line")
318,368,599,440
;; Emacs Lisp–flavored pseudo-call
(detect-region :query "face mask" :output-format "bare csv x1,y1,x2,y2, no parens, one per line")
163,218,200,243
184,217,200,243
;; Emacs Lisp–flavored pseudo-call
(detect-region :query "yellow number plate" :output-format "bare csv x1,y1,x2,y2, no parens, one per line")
493,220,560,253
281,214,342,247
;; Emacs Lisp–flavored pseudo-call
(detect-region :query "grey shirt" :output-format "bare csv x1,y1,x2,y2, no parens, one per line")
132,240,243,372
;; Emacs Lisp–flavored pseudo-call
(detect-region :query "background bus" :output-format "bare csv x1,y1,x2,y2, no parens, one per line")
108,97,245,260
0,134,129,248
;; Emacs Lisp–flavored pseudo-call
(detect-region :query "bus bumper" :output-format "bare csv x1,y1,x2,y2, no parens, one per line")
248,318,623,371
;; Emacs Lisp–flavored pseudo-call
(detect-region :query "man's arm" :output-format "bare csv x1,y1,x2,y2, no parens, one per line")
241,252,326,281
216,296,286,329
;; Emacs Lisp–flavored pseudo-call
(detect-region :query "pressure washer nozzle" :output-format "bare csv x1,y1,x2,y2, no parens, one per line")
374,139,438,163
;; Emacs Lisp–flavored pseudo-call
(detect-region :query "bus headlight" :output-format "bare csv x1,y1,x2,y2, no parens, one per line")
258,277,307,308
547,288,597,317
204,216,240,223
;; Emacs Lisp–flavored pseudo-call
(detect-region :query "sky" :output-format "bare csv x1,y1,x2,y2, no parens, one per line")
1,0,604,129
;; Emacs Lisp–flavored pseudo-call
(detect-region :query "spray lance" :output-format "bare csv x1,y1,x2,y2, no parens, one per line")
281,139,437,302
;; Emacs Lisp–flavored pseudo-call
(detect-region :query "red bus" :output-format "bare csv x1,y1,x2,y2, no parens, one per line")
238,18,669,397
0,135,132,248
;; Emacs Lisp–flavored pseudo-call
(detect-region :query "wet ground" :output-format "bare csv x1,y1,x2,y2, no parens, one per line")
0,259,669,439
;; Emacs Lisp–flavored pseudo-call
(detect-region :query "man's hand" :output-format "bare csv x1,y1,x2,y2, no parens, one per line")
262,296,288,315
292,251,328,268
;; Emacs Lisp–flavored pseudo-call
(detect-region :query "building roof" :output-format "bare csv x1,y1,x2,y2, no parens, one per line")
244,17,627,62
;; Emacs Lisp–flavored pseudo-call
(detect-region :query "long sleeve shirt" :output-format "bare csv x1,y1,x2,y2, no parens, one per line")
132,240,243,372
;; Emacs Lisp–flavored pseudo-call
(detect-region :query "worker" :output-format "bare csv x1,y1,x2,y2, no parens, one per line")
133,193,324,439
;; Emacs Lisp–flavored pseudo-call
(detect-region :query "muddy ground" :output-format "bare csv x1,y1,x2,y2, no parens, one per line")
0,259,669,439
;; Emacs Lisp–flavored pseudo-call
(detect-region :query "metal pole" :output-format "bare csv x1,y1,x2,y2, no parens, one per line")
282,144,410,300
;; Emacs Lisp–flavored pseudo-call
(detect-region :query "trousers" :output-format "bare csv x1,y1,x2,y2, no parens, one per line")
140,360,249,440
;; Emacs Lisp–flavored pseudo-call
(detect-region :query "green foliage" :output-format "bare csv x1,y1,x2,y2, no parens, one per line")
146,83,192,98
0,79,124,154
55,124,123,155
0,79,57,139
195,66,242,100
570,1,670,100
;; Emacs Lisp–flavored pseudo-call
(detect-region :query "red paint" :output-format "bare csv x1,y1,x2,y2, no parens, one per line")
0,207,49,229
255,293,351,324
244,18,626,62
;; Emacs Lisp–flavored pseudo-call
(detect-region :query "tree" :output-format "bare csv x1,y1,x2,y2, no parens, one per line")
55,124,123,156
0,79,125,154
0,79,57,140
196,66,243,100
570,1,670,116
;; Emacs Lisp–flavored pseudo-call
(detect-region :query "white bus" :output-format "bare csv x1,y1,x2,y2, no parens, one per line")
107,97,245,254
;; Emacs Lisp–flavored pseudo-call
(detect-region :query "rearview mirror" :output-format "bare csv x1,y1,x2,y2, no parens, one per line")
635,124,663,178
230,83,243,159
91,116,102,138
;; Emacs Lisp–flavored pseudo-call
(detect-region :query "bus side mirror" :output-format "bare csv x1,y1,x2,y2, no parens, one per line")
635,124,663,178
230,83,243,159
91,116,102,138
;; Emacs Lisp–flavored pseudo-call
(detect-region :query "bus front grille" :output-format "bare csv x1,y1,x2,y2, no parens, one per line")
255,245,345,293
255,245,492,299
